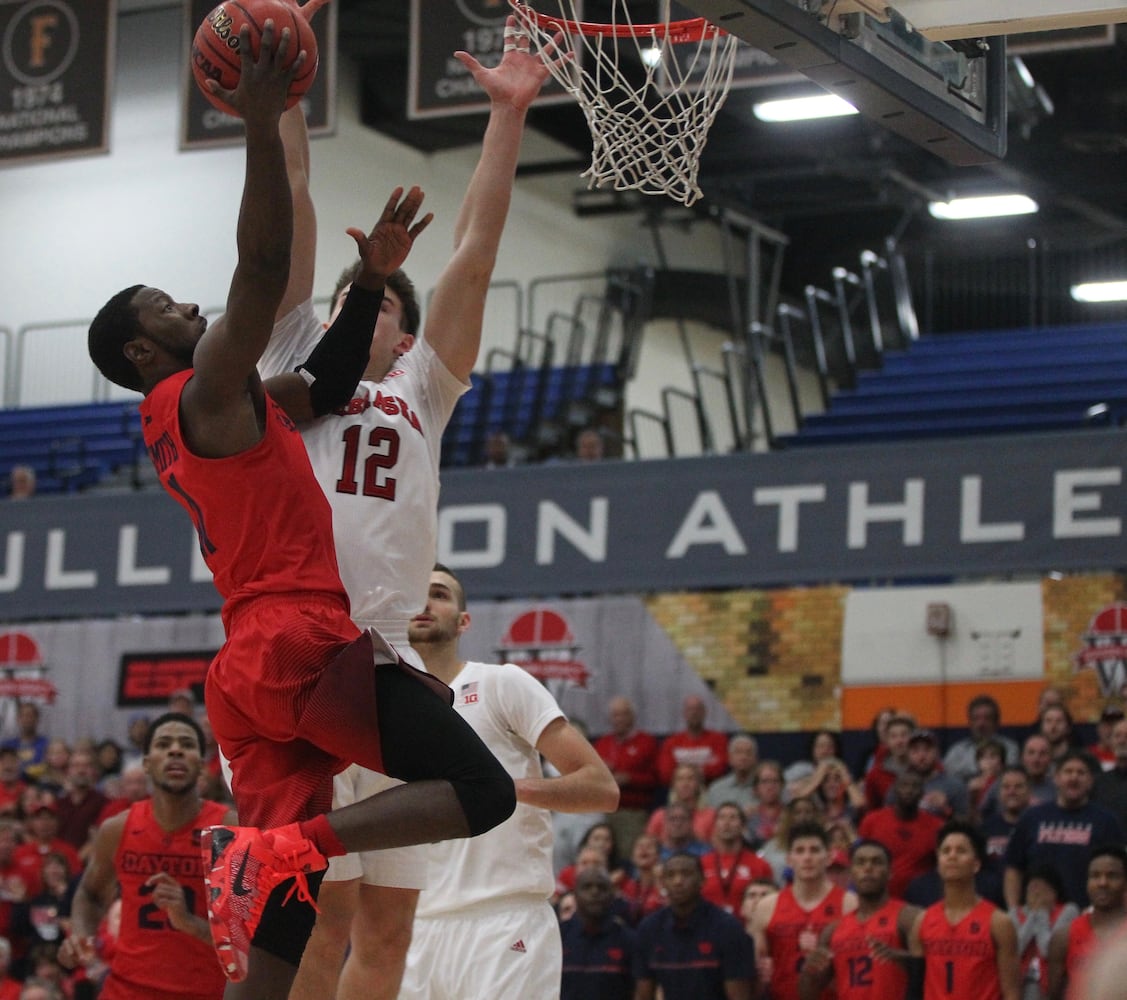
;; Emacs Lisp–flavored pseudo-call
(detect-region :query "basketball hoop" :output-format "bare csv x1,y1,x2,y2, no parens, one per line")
511,0,739,207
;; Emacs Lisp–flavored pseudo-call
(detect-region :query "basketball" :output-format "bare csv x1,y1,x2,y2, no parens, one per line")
191,0,318,117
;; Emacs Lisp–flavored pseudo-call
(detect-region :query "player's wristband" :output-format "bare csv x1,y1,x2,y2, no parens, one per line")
297,281,385,416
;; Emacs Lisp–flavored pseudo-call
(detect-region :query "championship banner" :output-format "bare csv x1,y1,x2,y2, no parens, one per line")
180,0,336,150
408,0,572,118
0,0,114,166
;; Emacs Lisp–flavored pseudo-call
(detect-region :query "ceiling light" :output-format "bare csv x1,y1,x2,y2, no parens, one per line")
752,94,859,123
1071,281,1127,303
640,45,662,69
927,194,1039,220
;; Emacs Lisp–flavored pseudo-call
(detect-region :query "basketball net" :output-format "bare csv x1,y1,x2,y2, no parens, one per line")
511,1,740,207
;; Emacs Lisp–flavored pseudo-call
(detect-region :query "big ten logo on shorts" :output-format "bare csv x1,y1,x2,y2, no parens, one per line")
2,0,80,87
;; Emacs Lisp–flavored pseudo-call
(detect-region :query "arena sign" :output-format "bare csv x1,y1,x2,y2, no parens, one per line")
2,428,1127,620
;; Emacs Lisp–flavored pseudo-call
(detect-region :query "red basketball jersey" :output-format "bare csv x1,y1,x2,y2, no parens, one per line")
919,898,1000,1000
766,883,847,999
100,799,230,1000
700,847,774,915
140,370,348,618
1065,911,1100,1000
830,898,909,1000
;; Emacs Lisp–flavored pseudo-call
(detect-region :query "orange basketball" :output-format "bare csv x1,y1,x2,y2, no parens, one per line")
191,0,318,117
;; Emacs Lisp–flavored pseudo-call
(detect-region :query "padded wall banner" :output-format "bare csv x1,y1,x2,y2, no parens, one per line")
3,429,1127,620
0,0,114,166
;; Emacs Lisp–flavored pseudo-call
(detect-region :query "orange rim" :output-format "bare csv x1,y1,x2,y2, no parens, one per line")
509,0,725,43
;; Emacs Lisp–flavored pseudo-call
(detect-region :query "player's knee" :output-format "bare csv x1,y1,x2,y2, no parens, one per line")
455,761,516,837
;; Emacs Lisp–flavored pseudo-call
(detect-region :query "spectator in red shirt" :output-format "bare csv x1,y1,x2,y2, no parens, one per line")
0,936,19,1000
646,765,716,846
657,695,728,787
12,801,81,897
858,769,943,898
53,749,107,861
863,714,914,812
0,753,25,819
700,802,773,916
619,834,665,926
1088,705,1124,772
594,696,659,853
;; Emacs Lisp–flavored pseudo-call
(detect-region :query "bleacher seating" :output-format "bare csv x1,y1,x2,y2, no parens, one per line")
780,322,1127,447
0,401,143,494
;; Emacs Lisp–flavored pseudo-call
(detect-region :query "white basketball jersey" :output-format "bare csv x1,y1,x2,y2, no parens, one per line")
259,300,468,645
416,661,564,916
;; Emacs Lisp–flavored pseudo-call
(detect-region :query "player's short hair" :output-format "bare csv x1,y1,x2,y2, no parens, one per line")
433,563,466,610
937,819,986,863
1057,748,1098,776
1089,844,1127,875
787,821,829,850
144,711,205,755
1024,862,1066,900
332,264,420,338
967,694,1000,721
89,284,146,390
850,838,891,863
663,851,704,875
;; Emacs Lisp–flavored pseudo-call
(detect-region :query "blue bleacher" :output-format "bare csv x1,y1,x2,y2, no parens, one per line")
0,400,143,494
781,321,1127,447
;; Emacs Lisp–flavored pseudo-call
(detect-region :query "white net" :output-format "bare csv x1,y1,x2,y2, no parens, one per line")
512,1,740,207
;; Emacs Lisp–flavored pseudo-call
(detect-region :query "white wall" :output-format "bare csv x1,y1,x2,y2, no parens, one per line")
0,5,733,412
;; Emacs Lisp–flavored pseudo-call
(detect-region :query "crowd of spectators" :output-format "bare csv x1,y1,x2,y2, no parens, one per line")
557,690,1127,998
0,683,1124,998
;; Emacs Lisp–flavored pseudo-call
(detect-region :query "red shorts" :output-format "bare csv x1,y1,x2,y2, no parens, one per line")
206,593,387,829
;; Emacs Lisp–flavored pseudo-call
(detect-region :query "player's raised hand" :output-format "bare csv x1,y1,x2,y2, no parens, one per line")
209,21,304,123
346,186,433,285
453,15,568,113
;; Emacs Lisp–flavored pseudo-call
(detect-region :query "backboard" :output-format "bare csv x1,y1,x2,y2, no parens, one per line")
678,0,1126,165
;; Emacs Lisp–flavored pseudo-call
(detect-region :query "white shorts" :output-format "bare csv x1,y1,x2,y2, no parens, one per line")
323,762,428,889
399,897,561,1000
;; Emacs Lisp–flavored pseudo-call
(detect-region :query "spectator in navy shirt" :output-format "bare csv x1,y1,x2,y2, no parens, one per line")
1004,750,1124,909
560,867,635,1000
633,853,756,1000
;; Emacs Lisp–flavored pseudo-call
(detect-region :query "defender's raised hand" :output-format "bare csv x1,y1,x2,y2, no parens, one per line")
346,186,433,288
453,15,568,113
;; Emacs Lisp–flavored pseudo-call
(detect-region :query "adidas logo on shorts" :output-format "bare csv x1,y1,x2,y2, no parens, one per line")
509,939,527,954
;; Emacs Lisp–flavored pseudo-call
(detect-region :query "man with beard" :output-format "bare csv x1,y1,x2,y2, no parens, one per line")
1004,751,1124,909
398,566,618,999
1047,845,1127,1000
799,840,919,1000
60,714,235,1000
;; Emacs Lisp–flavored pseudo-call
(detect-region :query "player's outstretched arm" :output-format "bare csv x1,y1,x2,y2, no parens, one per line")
422,16,562,382
514,717,620,813
273,102,317,324
265,186,432,422
188,21,302,419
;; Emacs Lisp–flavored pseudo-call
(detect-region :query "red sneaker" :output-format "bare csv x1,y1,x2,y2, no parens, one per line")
200,823,328,982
